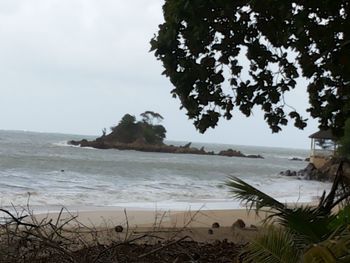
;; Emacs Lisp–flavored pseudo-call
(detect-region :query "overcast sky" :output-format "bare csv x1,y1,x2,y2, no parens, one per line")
0,0,319,149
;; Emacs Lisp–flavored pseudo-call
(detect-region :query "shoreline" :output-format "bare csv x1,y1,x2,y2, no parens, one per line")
33,207,263,228
1,202,320,248
29,207,265,244
31,200,319,228
2,197,319,216
0,193,324,215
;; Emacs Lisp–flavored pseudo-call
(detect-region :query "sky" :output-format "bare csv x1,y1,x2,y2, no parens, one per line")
0,0,319,149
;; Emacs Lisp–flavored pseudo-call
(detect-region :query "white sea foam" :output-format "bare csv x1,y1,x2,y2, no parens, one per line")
52,141,72,147
52,141,97,150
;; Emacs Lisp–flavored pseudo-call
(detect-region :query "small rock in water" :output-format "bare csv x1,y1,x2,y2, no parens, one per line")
212,222,220,228
289,157,303,161
280,169,297,177
208,229,214,235
246,154,264,159
114,225,124,233
232,219,246,229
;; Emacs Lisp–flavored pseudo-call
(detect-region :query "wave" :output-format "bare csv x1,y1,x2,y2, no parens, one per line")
52,141,97,150
0,183,35,191
52,141,72,147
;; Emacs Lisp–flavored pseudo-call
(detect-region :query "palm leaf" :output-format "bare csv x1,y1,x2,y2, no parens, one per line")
226,176,285,213
303,245,337,263
243,226,301,263
303,227,350,263
227,176,341,243
318,161,350,212
226,167,350,263
275,206,336,244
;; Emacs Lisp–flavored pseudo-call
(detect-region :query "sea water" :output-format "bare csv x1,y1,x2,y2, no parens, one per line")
0,130,332,211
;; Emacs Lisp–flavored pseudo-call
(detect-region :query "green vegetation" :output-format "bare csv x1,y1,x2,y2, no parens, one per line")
316,139,335,150
339,119,350,158
151,1,350,137
227,163,350,262
151,2,350,261
109,111,166,145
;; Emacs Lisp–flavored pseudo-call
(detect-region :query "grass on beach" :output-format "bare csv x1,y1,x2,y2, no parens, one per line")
0,206,260,263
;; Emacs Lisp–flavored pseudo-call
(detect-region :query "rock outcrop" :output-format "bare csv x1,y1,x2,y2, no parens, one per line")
279,169,298,177
246,154,264,159
218,149,264,159
218,149,245,157
280,158,350,181
69,139,263,159
289,157,304,161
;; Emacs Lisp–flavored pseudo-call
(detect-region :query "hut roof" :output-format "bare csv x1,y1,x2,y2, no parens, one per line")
309,130,336,140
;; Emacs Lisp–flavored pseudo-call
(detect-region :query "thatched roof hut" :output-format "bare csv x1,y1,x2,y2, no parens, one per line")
309,130,336,140
309,129,337,169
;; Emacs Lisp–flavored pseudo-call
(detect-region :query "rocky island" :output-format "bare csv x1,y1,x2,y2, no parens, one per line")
69,111,263,159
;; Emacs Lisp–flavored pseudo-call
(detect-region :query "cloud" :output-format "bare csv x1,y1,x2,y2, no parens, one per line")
0,1,162,77
0,0,317,148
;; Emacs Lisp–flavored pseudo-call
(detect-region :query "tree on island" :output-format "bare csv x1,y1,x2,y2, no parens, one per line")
139,111,167,144
151,0,350,137
111,114,140,143
140,111,164,125
109,111,167,145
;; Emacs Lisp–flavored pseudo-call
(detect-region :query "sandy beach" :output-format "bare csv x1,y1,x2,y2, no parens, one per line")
0,207,264,262
31,207,267,245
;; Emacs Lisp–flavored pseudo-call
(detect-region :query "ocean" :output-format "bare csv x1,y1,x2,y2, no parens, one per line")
0,130,331,211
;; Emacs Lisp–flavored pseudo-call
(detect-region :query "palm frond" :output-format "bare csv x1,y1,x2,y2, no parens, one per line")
318,160,350,212
243,226,301,263
303,227,350,263
226,176,285,213
329,205,350,230
276,206,336,244
303,245,337,263
226,176,337,244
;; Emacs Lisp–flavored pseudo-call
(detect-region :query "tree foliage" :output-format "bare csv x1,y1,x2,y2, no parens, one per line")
339,118,350,158
110,112,167,144
141,124,166,144
244,226,301,263
151,0,350,136
140,111,164,125
316,139,335,150
111,114,140,143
